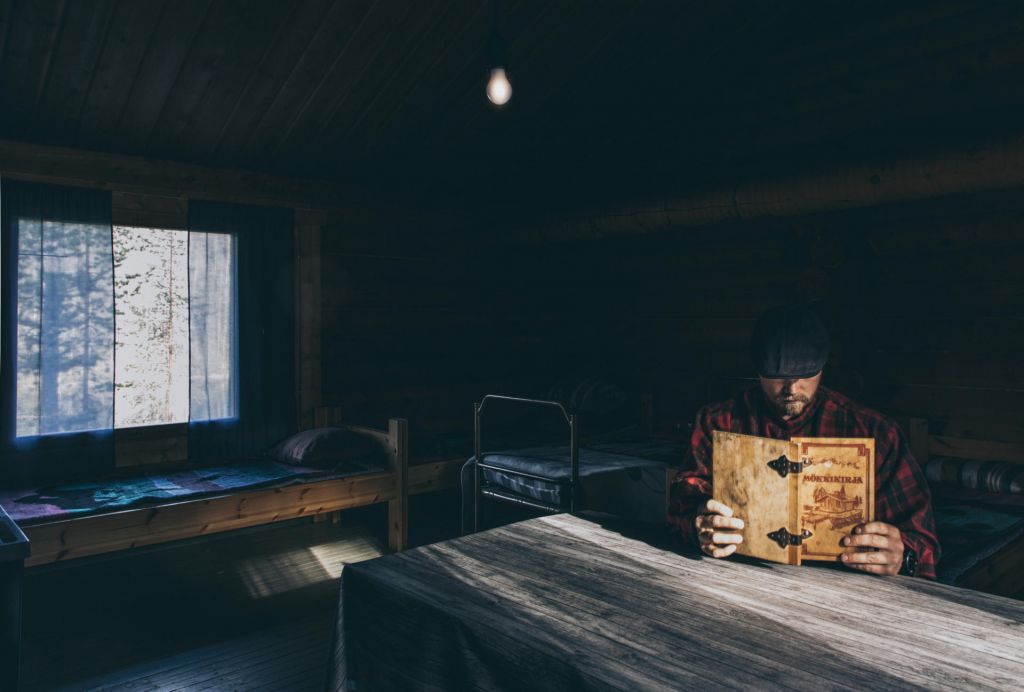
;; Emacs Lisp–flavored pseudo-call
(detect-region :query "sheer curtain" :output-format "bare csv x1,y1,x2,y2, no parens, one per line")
1,180,115,484
187,200,295,463
189,230,238,422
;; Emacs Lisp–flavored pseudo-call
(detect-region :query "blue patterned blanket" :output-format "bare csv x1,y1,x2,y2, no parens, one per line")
0,457,385,525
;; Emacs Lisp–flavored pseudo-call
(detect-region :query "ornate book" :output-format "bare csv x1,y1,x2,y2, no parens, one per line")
712,431,875,565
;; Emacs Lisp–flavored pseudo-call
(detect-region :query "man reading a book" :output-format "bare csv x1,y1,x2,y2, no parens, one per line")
667,304,940,578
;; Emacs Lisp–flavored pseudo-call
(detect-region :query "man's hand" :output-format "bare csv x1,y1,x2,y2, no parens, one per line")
841,522,905,576
695,499,744,558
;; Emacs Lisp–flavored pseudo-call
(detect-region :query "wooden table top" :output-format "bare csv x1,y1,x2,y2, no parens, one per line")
333,513,1024,691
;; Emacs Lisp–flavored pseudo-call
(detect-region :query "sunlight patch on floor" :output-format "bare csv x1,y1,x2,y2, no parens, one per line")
236,523,386,598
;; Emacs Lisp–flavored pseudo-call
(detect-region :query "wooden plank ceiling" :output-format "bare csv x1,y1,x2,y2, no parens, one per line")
1,0,1023,208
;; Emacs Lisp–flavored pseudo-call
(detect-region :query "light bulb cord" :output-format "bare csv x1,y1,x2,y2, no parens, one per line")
487,0,506,69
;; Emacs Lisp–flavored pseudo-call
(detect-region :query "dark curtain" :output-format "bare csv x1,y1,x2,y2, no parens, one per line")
1,179,115,485
187,200,295,463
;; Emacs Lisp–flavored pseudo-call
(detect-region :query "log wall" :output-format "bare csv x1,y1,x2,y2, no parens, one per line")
319,186,1024,445
318,215,553,448
482,188,1024,441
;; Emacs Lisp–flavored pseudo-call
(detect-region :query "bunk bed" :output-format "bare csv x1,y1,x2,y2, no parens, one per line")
908,418,1024,596
464,393,685,532
0,408,463,567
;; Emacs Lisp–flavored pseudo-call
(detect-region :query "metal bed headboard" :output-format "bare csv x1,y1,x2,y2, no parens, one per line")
473,394,579,532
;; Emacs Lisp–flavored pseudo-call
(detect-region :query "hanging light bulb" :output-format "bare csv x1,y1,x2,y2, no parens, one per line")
486,67,512,106
485,1,512,106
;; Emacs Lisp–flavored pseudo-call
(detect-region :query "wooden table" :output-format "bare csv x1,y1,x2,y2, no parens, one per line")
330,513,1024,691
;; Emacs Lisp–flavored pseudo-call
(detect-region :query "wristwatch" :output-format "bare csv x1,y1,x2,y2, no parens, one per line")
900,544,918,577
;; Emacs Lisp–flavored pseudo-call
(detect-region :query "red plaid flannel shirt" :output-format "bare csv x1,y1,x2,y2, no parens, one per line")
667,385,940,579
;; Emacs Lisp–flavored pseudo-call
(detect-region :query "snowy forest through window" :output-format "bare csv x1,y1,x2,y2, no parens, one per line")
113,226,190,428
15,221,236,437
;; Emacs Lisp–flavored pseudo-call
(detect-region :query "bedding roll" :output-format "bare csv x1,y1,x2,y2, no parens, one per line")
925,456,1024,494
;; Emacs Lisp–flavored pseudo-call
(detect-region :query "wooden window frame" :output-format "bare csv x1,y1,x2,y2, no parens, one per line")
114,422,189,469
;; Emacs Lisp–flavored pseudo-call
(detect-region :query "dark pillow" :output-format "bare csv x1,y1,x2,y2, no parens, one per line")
546,378,631,433
269,427,385,468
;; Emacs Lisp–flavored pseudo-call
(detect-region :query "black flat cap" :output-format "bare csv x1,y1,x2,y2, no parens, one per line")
751,305,830,379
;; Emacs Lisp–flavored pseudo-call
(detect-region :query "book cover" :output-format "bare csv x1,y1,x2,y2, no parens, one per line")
712,431,875,565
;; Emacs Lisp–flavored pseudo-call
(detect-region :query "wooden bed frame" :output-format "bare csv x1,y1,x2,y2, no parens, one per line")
908,417,1024,467
20,408,463,568
908,417,1024,596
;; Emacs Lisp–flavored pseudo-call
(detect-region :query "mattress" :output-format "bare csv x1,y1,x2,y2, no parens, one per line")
932,492,1024,586
461,437,685,530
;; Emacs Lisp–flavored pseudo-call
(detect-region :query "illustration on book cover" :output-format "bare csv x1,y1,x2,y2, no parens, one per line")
797,441,874,560
804,481,864,531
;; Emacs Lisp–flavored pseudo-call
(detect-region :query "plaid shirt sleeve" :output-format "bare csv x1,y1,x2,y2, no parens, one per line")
666,406,719,548
874,422,941,579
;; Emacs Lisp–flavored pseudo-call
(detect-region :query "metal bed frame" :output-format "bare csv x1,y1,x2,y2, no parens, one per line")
473,394,579,532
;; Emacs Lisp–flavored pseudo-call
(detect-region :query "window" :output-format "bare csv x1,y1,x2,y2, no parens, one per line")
15,221,237,437
4,184,293,475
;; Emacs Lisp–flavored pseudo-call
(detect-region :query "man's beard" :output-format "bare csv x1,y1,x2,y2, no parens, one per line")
772,394,810,419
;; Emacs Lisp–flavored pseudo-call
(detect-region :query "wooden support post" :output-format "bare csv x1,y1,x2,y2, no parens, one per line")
908,417,930,465
665,466,678,516
313,406,343,429
387,418,409,552
295,209,324,432
639,393,654,436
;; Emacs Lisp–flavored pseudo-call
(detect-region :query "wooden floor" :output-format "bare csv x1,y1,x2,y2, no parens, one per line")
19,491,460,692
51,614,333,692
